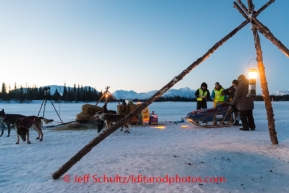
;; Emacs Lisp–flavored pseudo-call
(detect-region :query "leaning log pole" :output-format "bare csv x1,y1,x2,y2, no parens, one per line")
252,24,278,144
52,1,275,179
52,20,251,180
251,17,289,58
236,0,288,58
247,0,278,145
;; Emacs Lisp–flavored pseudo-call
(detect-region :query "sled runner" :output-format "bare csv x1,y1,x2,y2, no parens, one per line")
185,103,233,128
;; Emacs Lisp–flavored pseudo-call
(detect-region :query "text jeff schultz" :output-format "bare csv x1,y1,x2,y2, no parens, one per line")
68,174,226,185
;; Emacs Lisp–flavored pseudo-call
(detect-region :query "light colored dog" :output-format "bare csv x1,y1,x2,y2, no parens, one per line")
15,116,53,144
95,113,130,133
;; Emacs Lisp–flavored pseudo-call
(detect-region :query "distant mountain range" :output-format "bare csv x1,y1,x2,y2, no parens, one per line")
275,90,289,96
45,85,195,99
45,85,289,100
112,87,195,100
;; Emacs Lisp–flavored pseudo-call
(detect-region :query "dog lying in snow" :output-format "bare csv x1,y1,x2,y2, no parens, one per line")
95,113,130,133
15,116,53,144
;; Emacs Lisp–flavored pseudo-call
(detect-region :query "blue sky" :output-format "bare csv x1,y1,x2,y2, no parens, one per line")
0,0,288,93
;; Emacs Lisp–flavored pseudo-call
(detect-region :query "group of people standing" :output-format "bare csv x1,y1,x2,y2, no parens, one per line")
194,74,255,131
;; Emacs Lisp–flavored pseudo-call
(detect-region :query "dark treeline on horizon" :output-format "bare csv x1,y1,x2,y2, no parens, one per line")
1,83,289,103
0,83,102,103
253,95,289,101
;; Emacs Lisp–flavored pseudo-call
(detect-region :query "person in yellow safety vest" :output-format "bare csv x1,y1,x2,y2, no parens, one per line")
195,82,210,110
211,82,226,107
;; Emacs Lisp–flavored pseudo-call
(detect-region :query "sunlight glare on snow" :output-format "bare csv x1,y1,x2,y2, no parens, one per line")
150,125,166,129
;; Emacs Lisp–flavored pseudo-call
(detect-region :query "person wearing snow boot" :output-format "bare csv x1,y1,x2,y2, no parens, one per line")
223,79,241,126
195,82,210,110
231,75,256,131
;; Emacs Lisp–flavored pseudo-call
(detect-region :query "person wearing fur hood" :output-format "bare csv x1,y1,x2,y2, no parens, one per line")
231,74,256,131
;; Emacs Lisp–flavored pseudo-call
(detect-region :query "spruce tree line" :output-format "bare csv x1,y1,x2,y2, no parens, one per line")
1,82,289,103
0,83,102,103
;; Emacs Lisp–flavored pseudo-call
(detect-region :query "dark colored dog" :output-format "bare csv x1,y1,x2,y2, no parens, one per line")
96,113,130,133
0,109,25,137
94,118,105,133
15,116,54,144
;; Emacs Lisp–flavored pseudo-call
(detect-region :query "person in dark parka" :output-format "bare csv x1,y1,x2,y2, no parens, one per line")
195,82,210,110
231,75,256,131
223,79,241,125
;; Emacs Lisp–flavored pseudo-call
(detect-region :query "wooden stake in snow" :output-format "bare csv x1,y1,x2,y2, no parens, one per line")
233,0,280,145
252,27,278,145
52,0,281,179
246,0,278,145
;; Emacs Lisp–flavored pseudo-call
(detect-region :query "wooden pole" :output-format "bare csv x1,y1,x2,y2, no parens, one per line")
256,0,275,15
236,0,248,13
51,1,274,180
95,86,121,106
252,27,278,145
235,0,289,58
51,19,251,180
107,90,121,105
233,2,248,18
237,0,275,15
247,0,278,145
251,18,289,58
247,0,254,13
235,0,274,18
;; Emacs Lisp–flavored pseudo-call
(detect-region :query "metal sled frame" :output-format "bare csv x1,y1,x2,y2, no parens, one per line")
186,105,233,128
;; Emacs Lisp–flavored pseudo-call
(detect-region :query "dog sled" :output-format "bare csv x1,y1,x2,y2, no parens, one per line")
185,103,233,128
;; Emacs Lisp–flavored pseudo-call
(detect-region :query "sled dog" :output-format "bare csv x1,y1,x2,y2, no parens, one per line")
0,109,25,137
15,116,53,144
95,113,130,133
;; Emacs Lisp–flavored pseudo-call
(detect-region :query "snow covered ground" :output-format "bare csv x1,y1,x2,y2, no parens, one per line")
0,101,289,193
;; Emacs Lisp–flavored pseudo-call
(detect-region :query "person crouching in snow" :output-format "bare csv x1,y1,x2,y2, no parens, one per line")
223,79,241,125
195,82,210,110
231,74,256,131
211,82,225,107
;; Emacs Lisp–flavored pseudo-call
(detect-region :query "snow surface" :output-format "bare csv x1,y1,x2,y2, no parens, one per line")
0,101,289,193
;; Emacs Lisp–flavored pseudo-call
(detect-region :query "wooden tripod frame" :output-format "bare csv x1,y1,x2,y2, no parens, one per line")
95,86,120,106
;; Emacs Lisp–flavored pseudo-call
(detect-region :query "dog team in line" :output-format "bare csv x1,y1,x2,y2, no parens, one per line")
195,74,256,131
0,102,131,144
0,109,54,144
